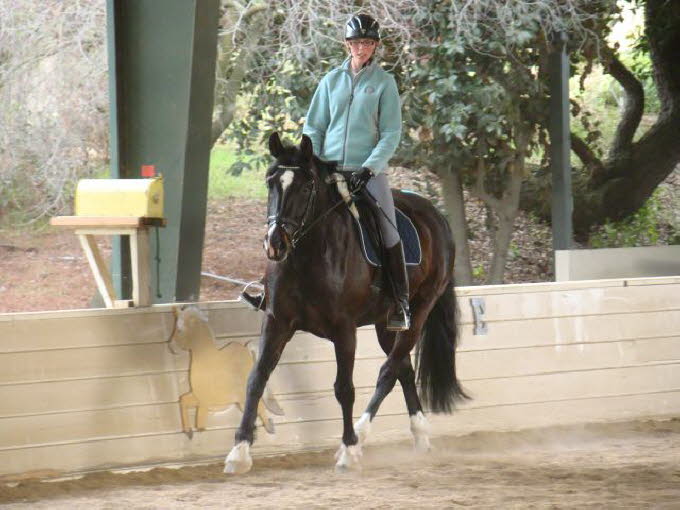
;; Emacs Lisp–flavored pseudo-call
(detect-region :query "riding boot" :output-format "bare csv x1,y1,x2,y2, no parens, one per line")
240,290,265,311
385,241,411,331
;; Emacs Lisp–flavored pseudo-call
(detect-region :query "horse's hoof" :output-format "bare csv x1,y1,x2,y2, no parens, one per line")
354,412,372,446
183,429,193,440
224,441,253,475
414,435,431,454
410,411,431,454
334,444,362,472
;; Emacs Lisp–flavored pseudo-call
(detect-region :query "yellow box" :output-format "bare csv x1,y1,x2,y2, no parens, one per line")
75,177,164,218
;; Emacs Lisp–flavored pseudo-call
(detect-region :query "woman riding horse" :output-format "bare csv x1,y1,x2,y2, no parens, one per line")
243,13,410,331
224,14,466,474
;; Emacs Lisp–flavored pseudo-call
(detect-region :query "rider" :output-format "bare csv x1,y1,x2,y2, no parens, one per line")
242,13,410,331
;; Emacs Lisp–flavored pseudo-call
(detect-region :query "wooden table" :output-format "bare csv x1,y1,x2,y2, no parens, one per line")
50,216,166,308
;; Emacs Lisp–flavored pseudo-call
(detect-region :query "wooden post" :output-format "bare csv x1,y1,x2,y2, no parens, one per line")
130,228,151,307
78,234,116,309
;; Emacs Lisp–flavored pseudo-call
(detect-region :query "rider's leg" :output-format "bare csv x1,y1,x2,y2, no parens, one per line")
365,173,410,331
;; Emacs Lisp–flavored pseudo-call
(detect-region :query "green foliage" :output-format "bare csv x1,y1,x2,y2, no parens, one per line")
472,264,486,280
590,191,662,248
208,145,266,200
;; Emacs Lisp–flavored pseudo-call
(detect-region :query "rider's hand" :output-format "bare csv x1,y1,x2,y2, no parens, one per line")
349,167,373,194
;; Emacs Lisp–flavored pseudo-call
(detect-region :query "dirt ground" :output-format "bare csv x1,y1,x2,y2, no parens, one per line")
0,198,268,313
1,419,679,509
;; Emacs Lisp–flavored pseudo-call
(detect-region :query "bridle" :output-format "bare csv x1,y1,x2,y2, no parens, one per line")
266,164,346,249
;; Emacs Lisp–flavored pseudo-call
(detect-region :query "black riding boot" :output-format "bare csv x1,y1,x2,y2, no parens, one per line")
385,241,411,331
240,290,265,311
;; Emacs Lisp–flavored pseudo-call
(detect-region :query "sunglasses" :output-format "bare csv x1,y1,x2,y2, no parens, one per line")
347,40,376,48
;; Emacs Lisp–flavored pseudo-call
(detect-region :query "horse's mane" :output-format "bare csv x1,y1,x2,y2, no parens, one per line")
270,139,336,177
312,155,337,180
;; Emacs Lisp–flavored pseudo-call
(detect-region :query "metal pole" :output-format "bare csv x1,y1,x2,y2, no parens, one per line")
105,0,220,303
549,31,573,252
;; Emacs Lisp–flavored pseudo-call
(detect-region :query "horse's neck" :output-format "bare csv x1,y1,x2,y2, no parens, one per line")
187,325,217,356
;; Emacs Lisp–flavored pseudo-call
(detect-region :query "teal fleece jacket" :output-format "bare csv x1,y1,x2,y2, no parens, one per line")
302,58,401,174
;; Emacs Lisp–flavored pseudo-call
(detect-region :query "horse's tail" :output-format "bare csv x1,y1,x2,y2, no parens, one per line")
415,279,468,413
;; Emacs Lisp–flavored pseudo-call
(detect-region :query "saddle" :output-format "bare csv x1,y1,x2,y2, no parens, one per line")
329,172,422,267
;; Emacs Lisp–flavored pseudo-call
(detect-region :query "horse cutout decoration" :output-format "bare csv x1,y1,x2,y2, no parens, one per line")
169,306,283,441
224,132,466,474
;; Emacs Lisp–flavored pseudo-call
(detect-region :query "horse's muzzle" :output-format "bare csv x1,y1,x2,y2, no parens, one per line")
264,223,291,262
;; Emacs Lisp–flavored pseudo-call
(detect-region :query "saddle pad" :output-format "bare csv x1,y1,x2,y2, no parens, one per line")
354,208,422,267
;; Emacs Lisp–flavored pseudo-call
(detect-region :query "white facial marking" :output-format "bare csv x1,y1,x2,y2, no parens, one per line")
280,170,294,193
265,223,277,257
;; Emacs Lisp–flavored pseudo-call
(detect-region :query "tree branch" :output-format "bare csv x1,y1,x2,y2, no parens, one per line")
570,132,604,177
600,45,644,160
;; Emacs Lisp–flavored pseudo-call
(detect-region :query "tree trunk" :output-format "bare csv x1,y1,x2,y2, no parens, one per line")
440,166,474,286
486,182,520,284
522,0,680,237
210,4,267,147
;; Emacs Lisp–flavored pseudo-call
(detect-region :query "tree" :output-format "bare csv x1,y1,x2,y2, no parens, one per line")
0,0,107,223
542,0,680,238
223,0,617,285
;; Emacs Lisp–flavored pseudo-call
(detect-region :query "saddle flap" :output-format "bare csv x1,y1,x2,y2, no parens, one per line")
354,208,422,267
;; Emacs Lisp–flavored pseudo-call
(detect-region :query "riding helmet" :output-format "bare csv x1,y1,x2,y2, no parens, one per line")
345,14,380,41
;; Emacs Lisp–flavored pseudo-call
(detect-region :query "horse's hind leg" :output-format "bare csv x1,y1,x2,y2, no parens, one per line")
355,323,430,451
332,326,361,471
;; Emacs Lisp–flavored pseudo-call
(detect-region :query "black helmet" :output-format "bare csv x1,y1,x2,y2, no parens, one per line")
345,14,380,41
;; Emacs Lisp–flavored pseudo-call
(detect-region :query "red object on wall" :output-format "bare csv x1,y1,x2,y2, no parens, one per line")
141,165,156,177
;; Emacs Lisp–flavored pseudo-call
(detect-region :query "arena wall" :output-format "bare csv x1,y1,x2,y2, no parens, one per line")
1,276,680,478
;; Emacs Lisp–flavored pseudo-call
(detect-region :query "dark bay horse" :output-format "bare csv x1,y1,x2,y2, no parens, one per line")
225,132,466,473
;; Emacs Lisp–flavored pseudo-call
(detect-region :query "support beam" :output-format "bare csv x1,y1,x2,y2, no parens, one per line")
549,31,573,253
106,0,220,302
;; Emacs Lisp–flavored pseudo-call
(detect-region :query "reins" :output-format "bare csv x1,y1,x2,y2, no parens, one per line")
267,165,399,251
290,196,346,248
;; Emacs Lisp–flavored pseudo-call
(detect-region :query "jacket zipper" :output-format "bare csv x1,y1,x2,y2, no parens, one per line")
341,67,365,169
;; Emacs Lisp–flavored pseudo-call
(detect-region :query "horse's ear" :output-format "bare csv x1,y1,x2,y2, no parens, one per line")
300,134,313,162
269,132,284,158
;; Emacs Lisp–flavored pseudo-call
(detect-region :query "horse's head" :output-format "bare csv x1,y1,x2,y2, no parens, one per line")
168,305,209,353
264,132,319,262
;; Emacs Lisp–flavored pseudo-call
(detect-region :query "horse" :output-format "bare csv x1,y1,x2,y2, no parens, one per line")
168,306,283,442
224,132,466,473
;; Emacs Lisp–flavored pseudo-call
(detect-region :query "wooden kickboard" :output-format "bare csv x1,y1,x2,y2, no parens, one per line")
2,277,680,478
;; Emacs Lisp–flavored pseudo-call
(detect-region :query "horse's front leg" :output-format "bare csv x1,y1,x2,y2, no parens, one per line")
224,316,293,474
332,325,360,471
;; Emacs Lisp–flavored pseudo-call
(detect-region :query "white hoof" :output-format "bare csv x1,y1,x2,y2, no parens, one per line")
334,444,362,472
410,411,432,453
354,412,372,446
224,441,253,474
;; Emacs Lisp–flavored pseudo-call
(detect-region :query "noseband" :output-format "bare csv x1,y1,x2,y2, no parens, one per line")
267,166,318,248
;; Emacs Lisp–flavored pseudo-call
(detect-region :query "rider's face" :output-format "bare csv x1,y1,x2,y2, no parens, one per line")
346,39,377,69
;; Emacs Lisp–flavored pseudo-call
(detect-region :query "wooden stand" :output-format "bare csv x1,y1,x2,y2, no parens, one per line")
50,216,166,308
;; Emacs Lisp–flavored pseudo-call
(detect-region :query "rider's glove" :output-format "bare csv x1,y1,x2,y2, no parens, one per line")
349,167,373,194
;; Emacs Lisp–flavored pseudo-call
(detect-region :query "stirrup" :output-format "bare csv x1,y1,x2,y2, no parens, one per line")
239,281,265,311
386,305,411,331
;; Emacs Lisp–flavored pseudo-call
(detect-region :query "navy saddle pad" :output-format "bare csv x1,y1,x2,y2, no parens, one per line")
353,208,422,267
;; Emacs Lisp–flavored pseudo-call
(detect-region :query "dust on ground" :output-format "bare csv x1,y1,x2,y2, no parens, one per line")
1,419,679,509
